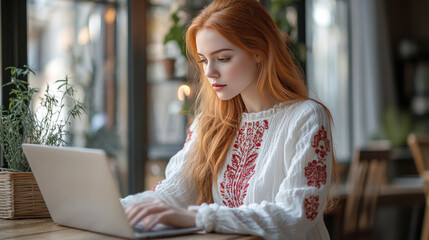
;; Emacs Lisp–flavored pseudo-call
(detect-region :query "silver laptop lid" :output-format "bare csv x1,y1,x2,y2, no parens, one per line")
22,144,135,239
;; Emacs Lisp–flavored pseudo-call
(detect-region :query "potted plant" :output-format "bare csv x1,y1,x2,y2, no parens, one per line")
162,8,187,79
0,66,86,219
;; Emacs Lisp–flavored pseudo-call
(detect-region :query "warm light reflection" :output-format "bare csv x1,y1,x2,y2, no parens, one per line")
59,28,72,51
105,7,116,24
177,84,191,101
78,26,90,45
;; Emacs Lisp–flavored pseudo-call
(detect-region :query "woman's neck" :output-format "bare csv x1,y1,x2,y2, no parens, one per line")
239,78,280,113
241,91,279,113
243,99,271,113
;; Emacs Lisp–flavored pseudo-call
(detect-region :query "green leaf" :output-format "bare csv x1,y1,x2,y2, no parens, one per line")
0,65,87,171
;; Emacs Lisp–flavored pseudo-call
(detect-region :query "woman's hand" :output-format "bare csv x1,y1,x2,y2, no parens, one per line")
125,199,197,231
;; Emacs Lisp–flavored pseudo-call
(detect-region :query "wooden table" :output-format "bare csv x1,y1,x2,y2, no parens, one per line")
1,178,423,240
0,218,262,240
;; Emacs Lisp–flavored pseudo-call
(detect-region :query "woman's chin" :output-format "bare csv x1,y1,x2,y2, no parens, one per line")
217,95,234,101
215,92,237,101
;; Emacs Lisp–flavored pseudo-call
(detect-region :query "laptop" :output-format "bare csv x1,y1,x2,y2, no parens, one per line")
22,143,200,239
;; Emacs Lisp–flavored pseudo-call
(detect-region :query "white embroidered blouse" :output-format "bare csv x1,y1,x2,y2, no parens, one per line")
121,100,333,240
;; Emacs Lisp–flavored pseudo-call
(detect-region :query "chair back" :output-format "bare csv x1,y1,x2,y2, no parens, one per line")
421,171,429,240
408,134,429,175
408,134,429,240
343,149,391,237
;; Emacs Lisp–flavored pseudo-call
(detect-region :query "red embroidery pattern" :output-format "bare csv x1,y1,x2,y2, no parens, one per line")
220,120,269,208
183,130,193,148
305,126,330,189
305,160,327,188
311,126,330,161
151,180,163,191
304,195,320,220
303,125,330,220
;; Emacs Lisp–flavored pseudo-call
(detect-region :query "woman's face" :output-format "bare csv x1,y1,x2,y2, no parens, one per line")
196,28,259,101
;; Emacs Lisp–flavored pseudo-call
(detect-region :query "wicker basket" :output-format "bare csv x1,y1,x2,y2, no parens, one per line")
0,170,50,219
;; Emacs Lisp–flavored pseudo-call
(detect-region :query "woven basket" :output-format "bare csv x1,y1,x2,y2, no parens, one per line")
0,170,50,219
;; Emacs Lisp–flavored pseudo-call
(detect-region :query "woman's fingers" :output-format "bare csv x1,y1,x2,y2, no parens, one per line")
125,199,165,218
144,208,197,230
129,206,161,226
126,200,169,226
124,199,197,231
144,209,175,230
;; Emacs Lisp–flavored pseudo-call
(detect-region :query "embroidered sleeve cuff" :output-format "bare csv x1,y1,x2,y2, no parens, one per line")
191,203,219,232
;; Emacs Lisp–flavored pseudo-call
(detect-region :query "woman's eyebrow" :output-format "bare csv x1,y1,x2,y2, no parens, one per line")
197,48,233,56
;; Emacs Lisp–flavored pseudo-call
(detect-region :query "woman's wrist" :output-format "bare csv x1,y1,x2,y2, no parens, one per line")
187,209,198,227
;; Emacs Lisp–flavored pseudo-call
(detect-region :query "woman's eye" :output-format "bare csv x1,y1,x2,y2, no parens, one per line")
197,59,208,64
218,57,231,62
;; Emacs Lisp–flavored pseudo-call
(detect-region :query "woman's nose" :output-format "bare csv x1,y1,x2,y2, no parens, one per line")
205,62,219,79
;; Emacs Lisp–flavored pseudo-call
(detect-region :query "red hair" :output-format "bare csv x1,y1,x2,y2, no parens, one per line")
185,0,335,206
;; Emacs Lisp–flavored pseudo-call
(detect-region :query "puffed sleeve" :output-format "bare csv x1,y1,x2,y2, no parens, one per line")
120,117,198,209
188,101,333,240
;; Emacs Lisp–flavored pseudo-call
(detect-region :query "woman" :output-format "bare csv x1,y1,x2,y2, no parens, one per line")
122,0,336,239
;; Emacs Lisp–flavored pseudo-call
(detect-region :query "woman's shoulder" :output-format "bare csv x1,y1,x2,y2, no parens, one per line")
279,99,329,119
270,100,330,134
240,99,325,122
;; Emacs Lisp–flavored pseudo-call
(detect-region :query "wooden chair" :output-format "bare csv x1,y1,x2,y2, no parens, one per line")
343,149,391,239
408,134,429,175
408,134,429,240
420,171,429,240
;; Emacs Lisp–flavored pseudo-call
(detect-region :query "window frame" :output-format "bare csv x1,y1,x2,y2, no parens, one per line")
1,0,28,168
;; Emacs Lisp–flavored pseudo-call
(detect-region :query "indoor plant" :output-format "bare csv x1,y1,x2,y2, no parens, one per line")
0,65,86,219
162,8,187,79
163,9,186,58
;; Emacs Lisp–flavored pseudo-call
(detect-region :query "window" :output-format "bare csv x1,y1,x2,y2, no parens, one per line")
306,0,350,161
27,0,129,194
144,0,210,189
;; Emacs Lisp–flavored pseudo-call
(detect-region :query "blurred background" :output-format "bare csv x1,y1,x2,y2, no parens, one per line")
1,0,429,239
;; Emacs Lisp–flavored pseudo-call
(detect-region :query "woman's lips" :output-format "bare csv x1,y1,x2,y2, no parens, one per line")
212,83,226,91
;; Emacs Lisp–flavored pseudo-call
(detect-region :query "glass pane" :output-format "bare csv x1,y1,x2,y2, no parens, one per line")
147,0,189,161
145,0,210,189
27,0,129,195
306,0,350,161
146,0,188,190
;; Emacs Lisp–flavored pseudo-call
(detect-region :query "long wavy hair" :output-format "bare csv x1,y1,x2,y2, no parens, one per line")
185,0,336,207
